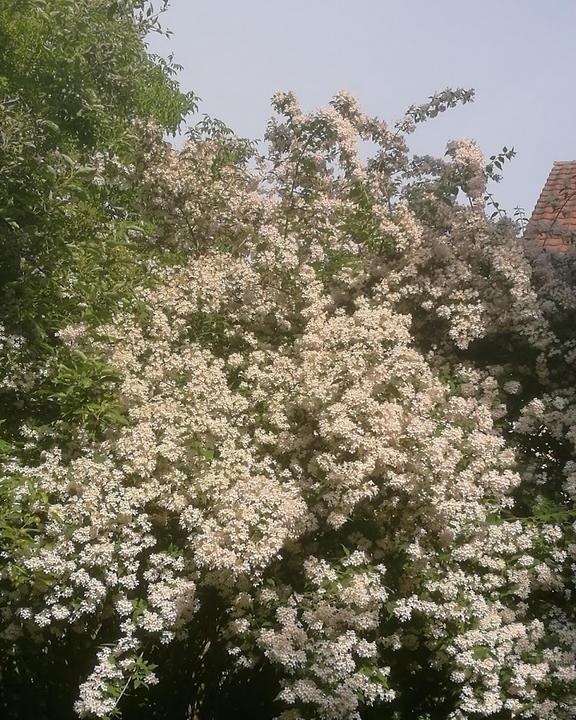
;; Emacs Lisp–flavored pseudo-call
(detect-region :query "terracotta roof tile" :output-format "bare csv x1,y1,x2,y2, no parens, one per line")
525,161,576,251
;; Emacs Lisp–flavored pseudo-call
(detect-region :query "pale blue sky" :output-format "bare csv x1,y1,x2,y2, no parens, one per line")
147,0,576,217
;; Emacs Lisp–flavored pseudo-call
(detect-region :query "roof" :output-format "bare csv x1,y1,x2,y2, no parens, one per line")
525,161,576,251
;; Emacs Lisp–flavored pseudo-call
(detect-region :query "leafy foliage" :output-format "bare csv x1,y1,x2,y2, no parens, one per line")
0,0,194,450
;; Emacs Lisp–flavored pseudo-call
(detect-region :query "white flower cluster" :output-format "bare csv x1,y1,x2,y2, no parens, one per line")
3,93,575,719
446,138,487,206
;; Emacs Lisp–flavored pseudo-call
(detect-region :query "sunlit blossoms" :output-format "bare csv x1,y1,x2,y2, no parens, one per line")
2,90,575,720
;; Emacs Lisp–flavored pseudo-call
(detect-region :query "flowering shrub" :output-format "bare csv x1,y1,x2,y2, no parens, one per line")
1,79,575,719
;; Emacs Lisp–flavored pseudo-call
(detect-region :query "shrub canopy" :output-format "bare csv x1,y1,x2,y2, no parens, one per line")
1,5,575,720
